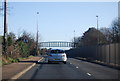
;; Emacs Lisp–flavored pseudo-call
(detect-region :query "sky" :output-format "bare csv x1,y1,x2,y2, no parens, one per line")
0,1,118,43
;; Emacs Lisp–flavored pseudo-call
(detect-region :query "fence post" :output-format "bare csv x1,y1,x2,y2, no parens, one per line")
114,43,116,65
109,44,110,64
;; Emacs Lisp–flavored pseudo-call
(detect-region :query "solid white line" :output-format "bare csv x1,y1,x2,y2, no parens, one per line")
87,73,92,76
11,63,36,79
38,57,43,62
11,57,44,79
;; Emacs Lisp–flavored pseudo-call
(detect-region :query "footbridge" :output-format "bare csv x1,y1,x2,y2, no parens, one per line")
40,41,73,47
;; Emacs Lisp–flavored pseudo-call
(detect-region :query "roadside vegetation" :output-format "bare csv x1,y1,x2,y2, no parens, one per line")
68,17,120,67
73,18,120,47
1,31,41,65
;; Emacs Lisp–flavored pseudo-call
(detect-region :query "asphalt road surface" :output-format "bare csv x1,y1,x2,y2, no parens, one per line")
19,56,119,79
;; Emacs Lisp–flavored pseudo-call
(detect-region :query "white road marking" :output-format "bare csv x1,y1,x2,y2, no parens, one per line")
87,73,92,76
38,57,43,62
76,66,79,68
70,63,72,64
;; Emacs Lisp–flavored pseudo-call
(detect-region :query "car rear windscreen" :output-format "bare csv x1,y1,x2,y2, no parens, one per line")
50,50,65,53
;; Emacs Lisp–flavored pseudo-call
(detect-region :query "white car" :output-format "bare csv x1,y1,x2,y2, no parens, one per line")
47,49,67,64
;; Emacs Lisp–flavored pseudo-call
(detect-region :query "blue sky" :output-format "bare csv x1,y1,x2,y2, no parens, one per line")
0,2,118,42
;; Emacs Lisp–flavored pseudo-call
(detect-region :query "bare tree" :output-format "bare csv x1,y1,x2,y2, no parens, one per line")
81,28,107,46
111,18,120,43
100,27,113,43
73,37,82,47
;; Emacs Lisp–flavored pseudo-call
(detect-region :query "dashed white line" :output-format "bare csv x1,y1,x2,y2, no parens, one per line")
76,66,79,68
87,73,92,76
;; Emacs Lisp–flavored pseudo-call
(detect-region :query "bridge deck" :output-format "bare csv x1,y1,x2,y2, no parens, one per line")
40,41,73,47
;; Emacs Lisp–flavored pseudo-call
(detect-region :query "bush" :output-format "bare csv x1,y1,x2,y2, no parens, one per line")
0,60,2,66
8,37,13,46
8,57,19,63
18,41,30,57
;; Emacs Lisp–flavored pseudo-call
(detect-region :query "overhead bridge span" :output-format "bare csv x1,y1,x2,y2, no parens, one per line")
40,41,73,47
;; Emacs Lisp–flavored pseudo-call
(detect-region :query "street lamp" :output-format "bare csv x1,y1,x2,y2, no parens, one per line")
96,15,100,62
96,15,99,44
74,30,75,48
36,12,39,56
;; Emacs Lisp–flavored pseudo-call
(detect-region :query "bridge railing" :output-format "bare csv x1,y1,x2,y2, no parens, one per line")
40,42,73,47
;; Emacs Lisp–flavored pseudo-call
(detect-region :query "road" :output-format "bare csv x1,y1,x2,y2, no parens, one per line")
19,56,119,79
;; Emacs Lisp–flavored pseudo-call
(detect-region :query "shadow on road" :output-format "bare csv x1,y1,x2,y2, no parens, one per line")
37,61,61,64
19,61,38,63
